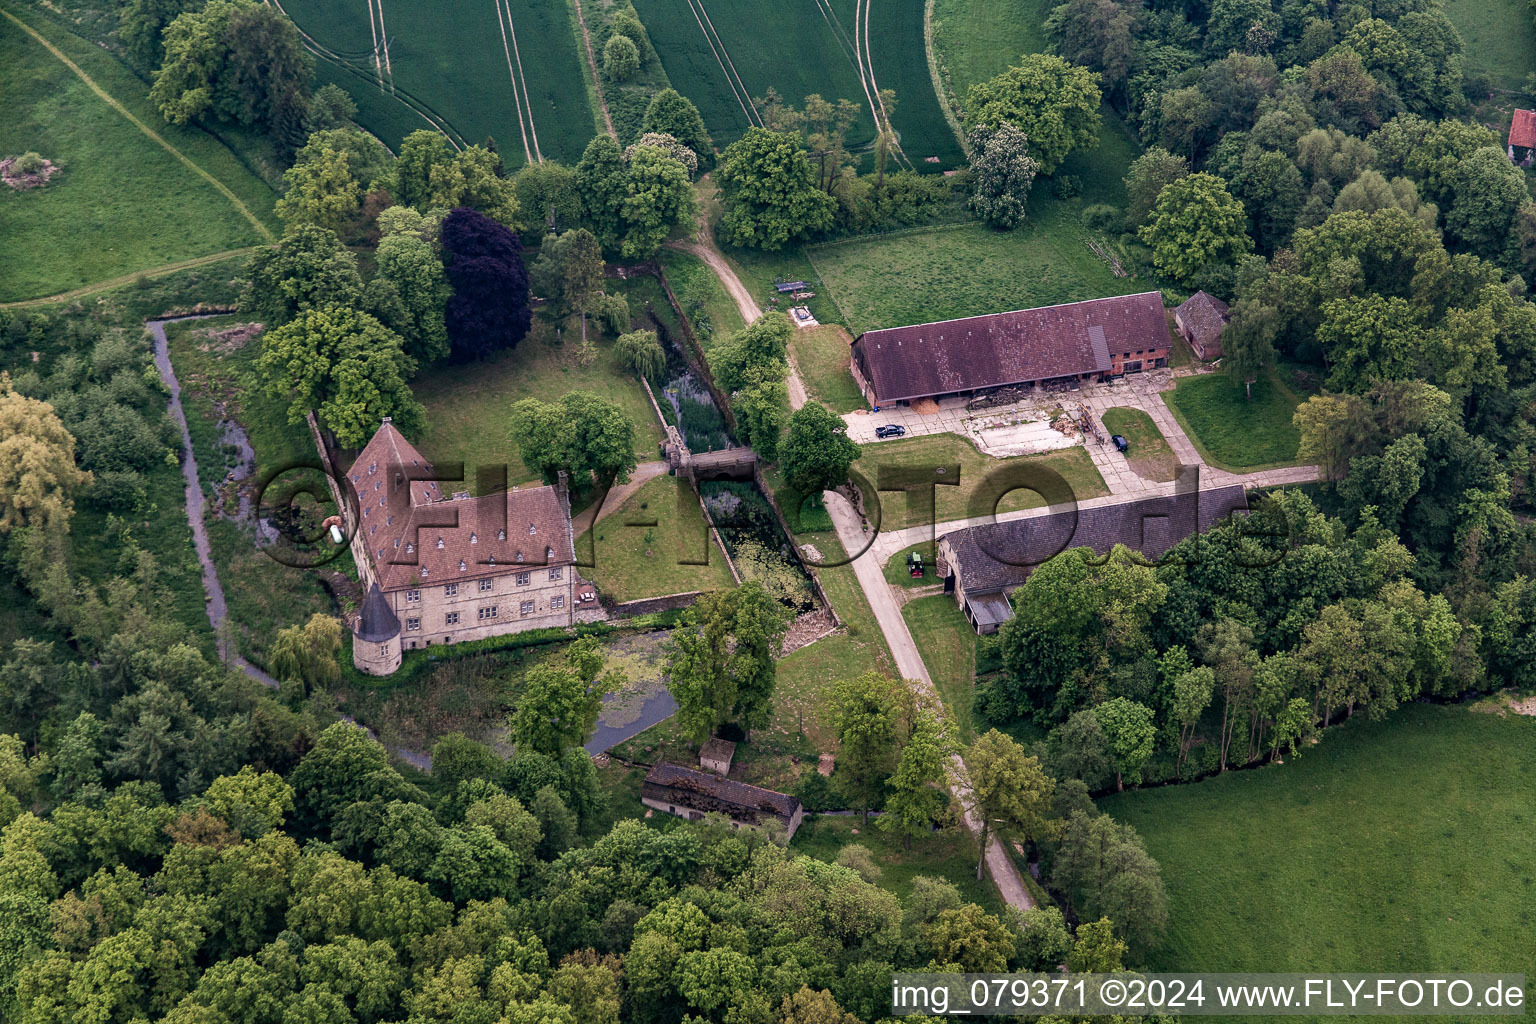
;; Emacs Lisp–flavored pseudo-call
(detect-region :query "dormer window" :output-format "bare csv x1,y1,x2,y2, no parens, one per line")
529,523,537,535
436,537,445,549
545,546,554,561
516,551,524,562
369,462,377,474
470,532,478,544
458,560,466,571
488,554,496,564
387,516,393,525
497,528,506,540
406,542,415,554
420,566,429,577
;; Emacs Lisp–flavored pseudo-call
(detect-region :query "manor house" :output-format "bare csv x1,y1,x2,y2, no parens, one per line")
345,418,584,675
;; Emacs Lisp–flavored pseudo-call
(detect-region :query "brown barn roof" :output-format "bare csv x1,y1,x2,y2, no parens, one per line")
644,762,800,819
942,482,1250,596
851,292,1169,403
1510,109,1536,151
347,421,574,593
1175,291,1231,350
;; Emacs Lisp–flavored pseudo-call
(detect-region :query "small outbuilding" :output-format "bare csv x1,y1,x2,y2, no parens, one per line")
699,737,737,775
1173,291,1231,361
642,762,803,839
1509,109,1536,167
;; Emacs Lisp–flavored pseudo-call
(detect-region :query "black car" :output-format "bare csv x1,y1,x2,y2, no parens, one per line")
875,424,906,439
1111,434,1129,453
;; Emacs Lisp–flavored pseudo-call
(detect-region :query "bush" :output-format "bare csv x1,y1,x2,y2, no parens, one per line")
794,768,839,811
1051,174,1082,199
87,469,148,512
13,152,45,175
1081,204,1120,233
603,34,641,81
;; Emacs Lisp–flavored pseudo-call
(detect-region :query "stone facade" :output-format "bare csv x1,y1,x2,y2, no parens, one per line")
343,419,583,672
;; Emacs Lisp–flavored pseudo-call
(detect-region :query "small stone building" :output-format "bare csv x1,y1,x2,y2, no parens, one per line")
1173,291,1231,361
643,762,803,839
699,738,736,775
1509,109,1536,167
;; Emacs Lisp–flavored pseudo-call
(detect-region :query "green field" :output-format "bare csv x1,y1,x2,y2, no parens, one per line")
632,0,961,168
1445,0,1536,90
858,432,1109,531
902,595,983,743
278,0,594,161
0,5,276,302
808,212,1145,336
412,317,664,487
930,0,1046,100
1163,371,1302,472
1101,705,1536,1013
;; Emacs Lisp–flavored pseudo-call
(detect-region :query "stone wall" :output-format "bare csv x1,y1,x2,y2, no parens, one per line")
608,589,707,619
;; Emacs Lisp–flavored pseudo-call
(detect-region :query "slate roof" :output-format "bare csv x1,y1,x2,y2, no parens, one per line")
347,420,574,593
1175,291,1231,350
850,292,1170,403
1510,109,1536,150
942,483,1250,596
644,762,800,818
356,582,401,641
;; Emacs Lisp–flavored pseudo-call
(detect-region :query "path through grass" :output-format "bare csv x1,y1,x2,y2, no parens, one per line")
0,4,275,301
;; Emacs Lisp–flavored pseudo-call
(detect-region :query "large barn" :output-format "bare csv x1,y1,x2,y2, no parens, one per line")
848,291,1171,408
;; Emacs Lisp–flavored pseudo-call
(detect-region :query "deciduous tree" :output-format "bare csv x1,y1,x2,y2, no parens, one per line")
0,377,91,536
440,207,533,360
966,122,1039,229
717,129,837,250
664,583,790,742
779,402,861,495
1138,173,1253,286
964,53,1102,174
511,392,637,490
965,729,1053,880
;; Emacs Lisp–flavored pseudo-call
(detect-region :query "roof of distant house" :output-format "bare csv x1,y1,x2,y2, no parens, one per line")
1510,109,1536,151
942,482,1250,596
850,292,1170,403
1175,291,1231,348
347,420,574,592
644,762,800,819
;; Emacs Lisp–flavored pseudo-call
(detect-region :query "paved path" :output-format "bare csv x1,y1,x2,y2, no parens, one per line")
571,460,670,536
149,315,432,773
825,489,1036,911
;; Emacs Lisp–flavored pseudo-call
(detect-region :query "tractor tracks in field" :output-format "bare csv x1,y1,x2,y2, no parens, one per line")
682,0,762,130
494,0,542,163
263,0,468,150
569,0,617,141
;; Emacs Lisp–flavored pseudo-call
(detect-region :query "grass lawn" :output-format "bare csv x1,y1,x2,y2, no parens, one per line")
413,317,664,487
1101,705,1536,1001
883,543,940,589
721,242,845,329
789,325,865,413
1163,370,1302,472
807,208,1147,336
1445,0,1536,91
902,595,982,745
792,814,1004,917
577,474,735,602
1101,406,1178,483
0,3,276,302
858,434,1108,531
